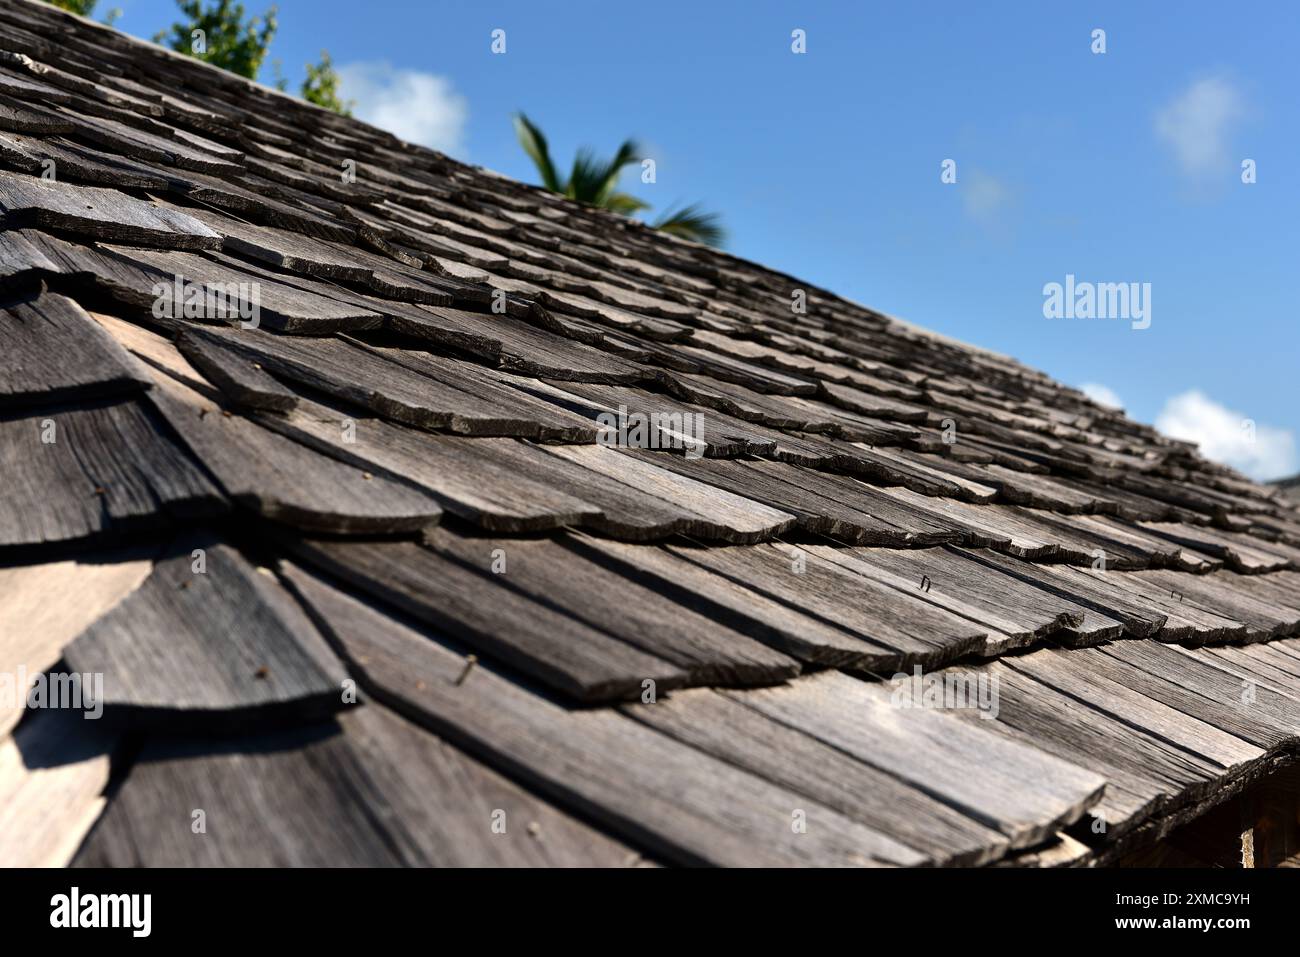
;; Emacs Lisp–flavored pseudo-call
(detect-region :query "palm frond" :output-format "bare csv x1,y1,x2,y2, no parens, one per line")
567,139,642,206
603,192,652,215
652,203,726,247
509,116,722,241
566,146,608,203
512,113,561,193
592,139,642,205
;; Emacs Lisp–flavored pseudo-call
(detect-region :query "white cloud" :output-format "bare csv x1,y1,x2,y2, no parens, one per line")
1080,383,1123,410
962,170,1010,223
336,61,468,154
1155,390,1297,481
1155,76,1244,179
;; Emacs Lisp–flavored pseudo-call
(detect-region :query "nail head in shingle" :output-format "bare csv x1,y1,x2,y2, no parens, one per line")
454,654,478,686
254,665,270,680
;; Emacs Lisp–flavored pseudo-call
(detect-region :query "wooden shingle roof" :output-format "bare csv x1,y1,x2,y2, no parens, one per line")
2,0,1299,867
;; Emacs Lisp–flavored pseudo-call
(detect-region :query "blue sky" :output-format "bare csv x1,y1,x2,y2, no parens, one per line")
105,0,1299,479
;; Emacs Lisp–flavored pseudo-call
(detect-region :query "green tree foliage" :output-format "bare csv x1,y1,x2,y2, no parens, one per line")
46,0,96,13
42,1,120,25
152,2,350,115
154,0,278,80
513,113,725,247
302,50,353,116
652,203,726,247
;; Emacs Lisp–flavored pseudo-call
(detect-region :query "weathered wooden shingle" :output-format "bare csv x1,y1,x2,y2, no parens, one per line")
73,706,644,867
806,545,1124,653
940,645,1300,847
285,537,689,703
188,326,596,440
1,0,1298,868
0,712,114,867
174,329,299,411
64,534,349,727
0,170,221,248
0,286,151,406
146,363,444,534
662,541,994,670
722,671,1107,849
279,563,926,866
259,398,605,531
568,532,904,669
423,525,802,686
620,687,1010,865
101,245,385,334
0,397,224,547
0,547,153,736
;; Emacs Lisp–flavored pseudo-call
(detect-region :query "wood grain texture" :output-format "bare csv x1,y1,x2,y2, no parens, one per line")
0,287,151,407
955,548,1171,637
569,533,905,669
0,133,172,191
73,706,644,867
642,454,968,545
0,226,60,278
0,96,74,135
101,246,383,334
185,206,374,282
2,0,1299,867
257,397,604,532
0,397,225,547
188,326,595,440
1007,647,1263,771
1131,568,1300,640
529,378,775,456
812,544,1124,652
145,366,444,534
620,687,1010,865
279,562,925,866
538,444,797,541
285,536,688,703
64,534,350,728
398,305,654,384
344,336,603,440
174,329,298,411
943,660,1214,838
944,645,1300,845
0,712,113,867
727,671,1107,849
665,541,992,670
0,548,152,736
424,525,801,687
1097,641,1300,751
0,170,222,248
